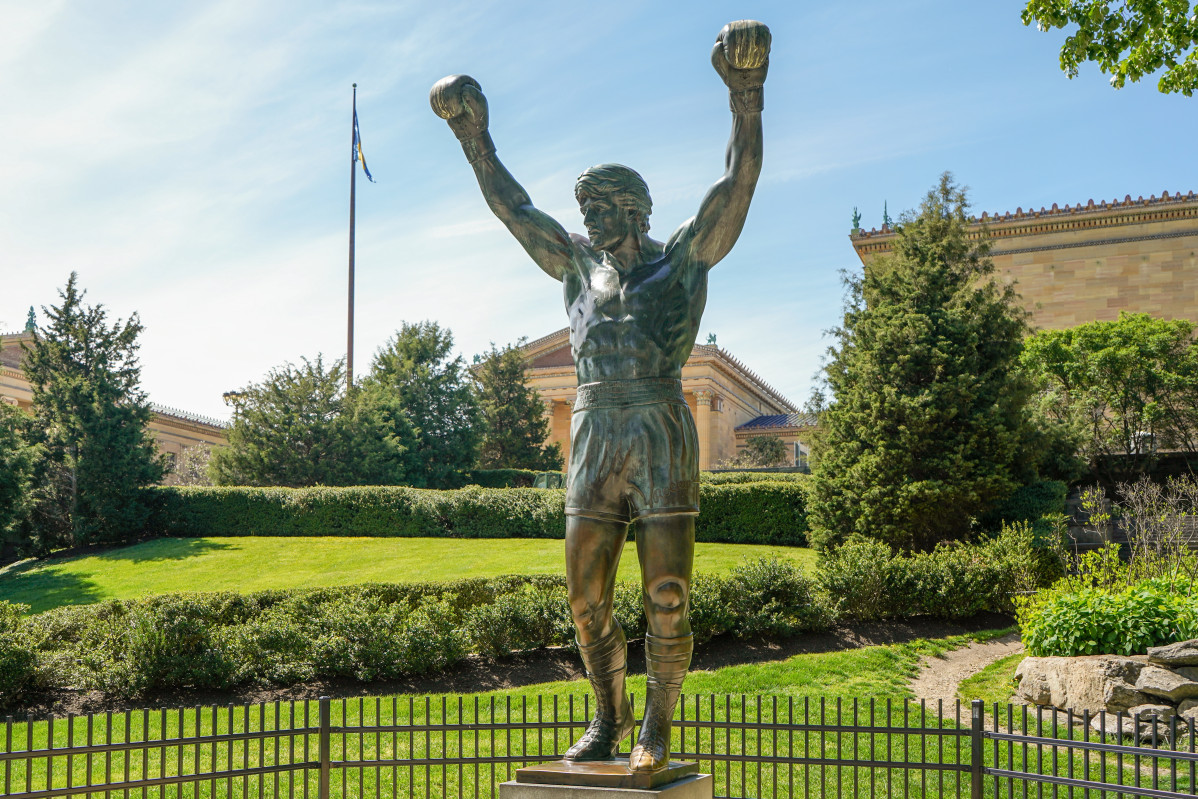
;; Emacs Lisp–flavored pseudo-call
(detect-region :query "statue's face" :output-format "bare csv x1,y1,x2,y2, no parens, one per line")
580,194,636,252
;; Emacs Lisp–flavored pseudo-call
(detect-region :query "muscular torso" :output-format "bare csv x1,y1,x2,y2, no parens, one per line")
563,236,708,383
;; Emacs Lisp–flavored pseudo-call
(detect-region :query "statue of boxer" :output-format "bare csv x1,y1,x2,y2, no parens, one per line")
431,20,770,773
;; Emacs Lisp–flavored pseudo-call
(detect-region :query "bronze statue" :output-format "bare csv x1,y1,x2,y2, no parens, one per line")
431,20,770,773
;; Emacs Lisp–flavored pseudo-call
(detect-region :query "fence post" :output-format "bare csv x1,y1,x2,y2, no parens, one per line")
970,699,984,799
319,696,331,799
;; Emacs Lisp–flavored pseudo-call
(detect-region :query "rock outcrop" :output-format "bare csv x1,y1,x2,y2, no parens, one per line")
1148,640,1198,667
1016,638,1198,734
1015,655,1148,713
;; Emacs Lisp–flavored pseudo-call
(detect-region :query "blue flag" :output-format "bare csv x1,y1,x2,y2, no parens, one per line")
353,108,375,183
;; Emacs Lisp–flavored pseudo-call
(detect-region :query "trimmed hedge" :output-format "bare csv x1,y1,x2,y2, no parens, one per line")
1,559,829,702
816,522,1064,621
0,526,1048,705
148,481,810,546
455,469,544,489
700,471,810,485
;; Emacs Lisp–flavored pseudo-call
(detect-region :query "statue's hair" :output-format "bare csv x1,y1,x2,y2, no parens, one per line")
575,164,652,234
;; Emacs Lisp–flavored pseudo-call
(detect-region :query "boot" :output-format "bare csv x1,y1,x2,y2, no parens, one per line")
563,626,635,761
629,633,693,772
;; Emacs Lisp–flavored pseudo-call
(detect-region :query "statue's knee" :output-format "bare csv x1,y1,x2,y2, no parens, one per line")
570,596,610,635
647,579,687,615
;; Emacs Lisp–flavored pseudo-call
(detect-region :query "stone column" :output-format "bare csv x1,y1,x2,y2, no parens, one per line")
693,389,714,470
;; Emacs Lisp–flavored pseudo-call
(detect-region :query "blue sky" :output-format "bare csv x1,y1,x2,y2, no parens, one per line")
2,1,1193,420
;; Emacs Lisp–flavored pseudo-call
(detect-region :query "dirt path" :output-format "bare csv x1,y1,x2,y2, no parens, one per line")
909,632,1023,706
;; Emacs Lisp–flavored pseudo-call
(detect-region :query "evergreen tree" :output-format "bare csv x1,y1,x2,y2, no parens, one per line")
809,174,1032,551
0,405,37,561
360,322,481,488
22,273,165,547
723,435,789,468
211,355,406,487
474,340,563,471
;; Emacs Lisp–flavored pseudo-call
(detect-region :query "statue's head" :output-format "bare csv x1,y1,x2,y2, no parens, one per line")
575,164,652,248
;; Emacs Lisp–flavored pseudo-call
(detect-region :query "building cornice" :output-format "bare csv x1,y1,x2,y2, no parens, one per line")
851,190,1198,260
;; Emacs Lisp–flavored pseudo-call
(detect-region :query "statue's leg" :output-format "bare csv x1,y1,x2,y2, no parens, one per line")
563,514,635,760
629,514,695,772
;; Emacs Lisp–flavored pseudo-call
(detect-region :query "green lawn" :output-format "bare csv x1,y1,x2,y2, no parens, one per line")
957,651,1026,706
12,628,1175,799
0,537,818,613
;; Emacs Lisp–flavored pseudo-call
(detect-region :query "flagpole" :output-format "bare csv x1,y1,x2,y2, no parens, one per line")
347,83,357,396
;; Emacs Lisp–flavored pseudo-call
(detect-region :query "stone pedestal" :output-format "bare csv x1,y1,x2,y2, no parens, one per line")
501,761,711,799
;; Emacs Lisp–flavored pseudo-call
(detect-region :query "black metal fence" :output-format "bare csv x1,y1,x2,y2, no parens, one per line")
2,696,1195,799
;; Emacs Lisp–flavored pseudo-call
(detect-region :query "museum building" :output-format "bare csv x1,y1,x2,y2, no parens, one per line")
851,190,1198,330
0,330,228,467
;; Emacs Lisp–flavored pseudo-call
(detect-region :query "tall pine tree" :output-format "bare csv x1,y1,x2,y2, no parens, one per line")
360,322,481,488
474,340,562,471
22,273,164,547
211,355,408,487
810,174,1032,551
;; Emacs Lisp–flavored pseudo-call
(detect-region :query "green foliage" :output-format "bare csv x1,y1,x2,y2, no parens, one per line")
464,584,573,657
360,321,481,488
0,601,36,707
720,436,790,468
148,481,809,546
0,405,38,559
700,471,809,484
695,482,809,545
810,175,1033,551
723,557,831,637
1019,578,1198,656
473,340,562,471
456,469,543,488
21,273,165,547
816,523,1063,621
1022,0,1198,95
1021,312,1198,479
985,480,1068,528
212,355,406,488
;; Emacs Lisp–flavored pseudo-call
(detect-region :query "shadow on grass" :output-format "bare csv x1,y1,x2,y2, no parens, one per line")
0,566,105,613
0,538,235,613
97,537,233,563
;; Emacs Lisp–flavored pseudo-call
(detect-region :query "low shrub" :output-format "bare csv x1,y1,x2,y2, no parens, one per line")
464,585,572,658
1020,578,1198,657
724,557,830,637
0,602,35,708
816,524,1062,622
148,483,809,546
700,472,810,485
455,469,541,489
10,555,855,699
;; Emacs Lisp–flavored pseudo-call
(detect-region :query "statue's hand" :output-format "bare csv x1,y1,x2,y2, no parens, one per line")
712,20,770,92
429,74,490,141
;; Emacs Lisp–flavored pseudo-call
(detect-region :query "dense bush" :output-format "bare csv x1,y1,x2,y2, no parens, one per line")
148,482,809,546
980,479,1067,536
700,472,809,485
723,557,831,637
1020,579,1198,657
455,469,543,489
3,554,848,700
817,523,1062,621
0,602,36,707
694,482,808,545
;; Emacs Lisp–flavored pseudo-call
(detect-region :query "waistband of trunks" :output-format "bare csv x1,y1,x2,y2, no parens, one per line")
573,378,686,411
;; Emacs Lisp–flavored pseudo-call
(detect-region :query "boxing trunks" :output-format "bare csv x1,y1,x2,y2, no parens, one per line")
565,377,700,525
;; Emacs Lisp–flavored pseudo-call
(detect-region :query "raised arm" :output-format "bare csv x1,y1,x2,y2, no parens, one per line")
430,75,572,280
681,21,770,269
